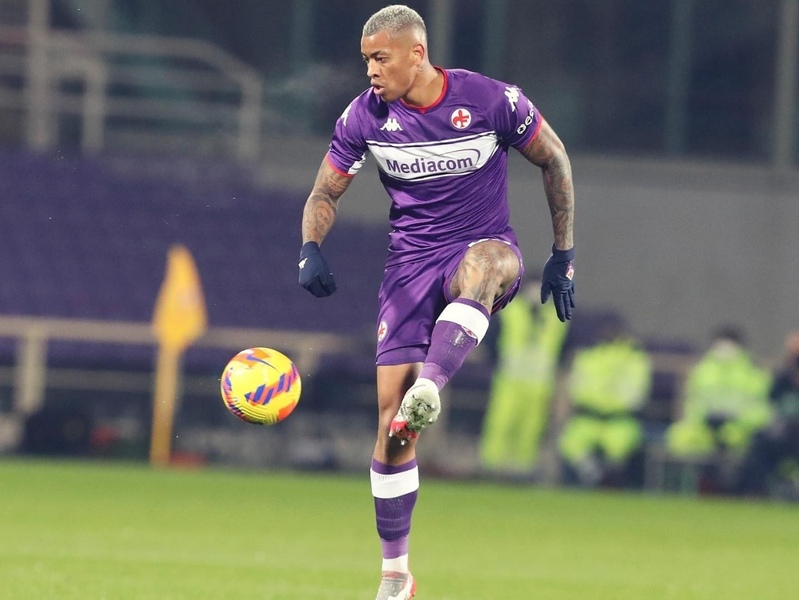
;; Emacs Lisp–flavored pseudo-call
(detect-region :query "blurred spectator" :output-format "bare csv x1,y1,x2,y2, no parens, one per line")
737,332,799,499
558,319,652,487
666,326,772,491
479,280,569,476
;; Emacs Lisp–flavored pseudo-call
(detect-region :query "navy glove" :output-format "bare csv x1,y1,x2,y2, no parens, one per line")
540,245,575,321
298,241,337,297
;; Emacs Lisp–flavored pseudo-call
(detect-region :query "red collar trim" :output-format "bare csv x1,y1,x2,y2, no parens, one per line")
401,67,447,114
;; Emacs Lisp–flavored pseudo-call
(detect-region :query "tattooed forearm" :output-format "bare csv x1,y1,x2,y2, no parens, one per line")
302,159,353,244
303,191,337,243
519,120,575,250
541,154,574,250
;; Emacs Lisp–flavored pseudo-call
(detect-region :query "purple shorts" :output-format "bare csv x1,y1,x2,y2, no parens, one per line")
375,238,524,366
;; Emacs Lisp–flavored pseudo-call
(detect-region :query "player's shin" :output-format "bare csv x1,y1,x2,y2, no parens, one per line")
419,298,490,390
370,457,419,573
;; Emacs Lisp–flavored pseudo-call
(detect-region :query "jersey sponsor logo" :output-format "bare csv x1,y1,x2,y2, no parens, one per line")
516,100,537,136
504,86,520,112
366,132,499,181
380,117,403,132
450,108,472,129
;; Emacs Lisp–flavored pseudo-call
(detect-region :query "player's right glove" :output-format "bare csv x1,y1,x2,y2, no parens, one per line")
298,241,337,297
540,245,575,322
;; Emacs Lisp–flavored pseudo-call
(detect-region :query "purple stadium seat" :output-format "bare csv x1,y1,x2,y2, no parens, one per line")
0,150,388,368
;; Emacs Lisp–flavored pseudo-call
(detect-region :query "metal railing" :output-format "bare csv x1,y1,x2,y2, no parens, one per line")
0,315,356,450
0,0,263,159
0,313,710,486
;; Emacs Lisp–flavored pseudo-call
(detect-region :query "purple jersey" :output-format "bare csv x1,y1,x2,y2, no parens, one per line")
326,68,542,267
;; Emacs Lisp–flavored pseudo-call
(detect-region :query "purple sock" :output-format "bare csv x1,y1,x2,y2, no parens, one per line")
371,458,419,559
420,298,490,390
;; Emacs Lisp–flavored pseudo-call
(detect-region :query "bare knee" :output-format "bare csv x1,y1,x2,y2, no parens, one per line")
450,240,520,306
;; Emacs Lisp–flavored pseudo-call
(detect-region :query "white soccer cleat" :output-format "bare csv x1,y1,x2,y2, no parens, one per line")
389,379,441,444
374,571,416,600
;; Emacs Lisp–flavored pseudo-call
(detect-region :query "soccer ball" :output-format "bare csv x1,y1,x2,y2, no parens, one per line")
220,347,301,425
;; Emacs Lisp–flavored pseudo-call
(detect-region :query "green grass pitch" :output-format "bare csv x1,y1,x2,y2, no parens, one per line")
1,458,797,599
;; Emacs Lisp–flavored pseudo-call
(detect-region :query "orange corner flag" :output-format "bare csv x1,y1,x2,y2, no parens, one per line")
152,244,208,352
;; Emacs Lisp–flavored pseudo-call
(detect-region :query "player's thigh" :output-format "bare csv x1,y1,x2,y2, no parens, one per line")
448,239,522,306
376,259,447,366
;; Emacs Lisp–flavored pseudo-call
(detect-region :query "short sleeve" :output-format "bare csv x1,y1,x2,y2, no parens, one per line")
326,99,368,177
491,84,543,150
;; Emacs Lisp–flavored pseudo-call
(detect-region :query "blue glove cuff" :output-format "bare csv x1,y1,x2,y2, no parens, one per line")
551,245,574,261
300,241,320,258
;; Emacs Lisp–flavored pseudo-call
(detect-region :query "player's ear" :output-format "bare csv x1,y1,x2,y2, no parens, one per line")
411,42,425,66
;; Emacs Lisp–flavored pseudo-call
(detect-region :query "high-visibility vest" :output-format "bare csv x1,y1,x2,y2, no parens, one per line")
568,339,652,415
681,348,772,428
495,297,569,382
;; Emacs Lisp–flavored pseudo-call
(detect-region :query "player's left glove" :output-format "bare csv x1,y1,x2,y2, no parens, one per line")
540,245,575,322
298,241,337,297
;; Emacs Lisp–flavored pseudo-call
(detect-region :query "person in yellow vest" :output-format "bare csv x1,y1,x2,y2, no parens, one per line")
666,327,772,462
737,331,799,498
480,281,569,475
558,319,652,486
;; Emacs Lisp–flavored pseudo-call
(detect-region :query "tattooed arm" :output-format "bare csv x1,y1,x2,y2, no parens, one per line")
517,118,574,250
297,156,355,297
301,157,354,245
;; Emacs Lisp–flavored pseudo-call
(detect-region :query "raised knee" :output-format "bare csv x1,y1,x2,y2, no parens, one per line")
453,241,520,302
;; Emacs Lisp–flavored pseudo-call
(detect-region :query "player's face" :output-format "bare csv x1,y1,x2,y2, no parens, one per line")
361,30,421,103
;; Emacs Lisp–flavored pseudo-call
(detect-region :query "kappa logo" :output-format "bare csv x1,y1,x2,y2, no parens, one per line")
340,101,353,126
504,86,520,112
450,108,472,129
380,117,403,132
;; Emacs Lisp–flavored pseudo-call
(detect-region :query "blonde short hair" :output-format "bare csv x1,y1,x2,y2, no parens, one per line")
362,4,426,41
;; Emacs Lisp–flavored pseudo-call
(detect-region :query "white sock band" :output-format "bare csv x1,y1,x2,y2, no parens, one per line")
435,302,490,344
382,555,409,572
370,466,420,499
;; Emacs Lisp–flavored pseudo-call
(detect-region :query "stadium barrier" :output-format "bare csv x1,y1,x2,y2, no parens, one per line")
0,314,720,490
0,314,356,456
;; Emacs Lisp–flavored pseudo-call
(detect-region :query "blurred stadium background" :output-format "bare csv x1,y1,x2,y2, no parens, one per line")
0,0,798,483
2,1,799,598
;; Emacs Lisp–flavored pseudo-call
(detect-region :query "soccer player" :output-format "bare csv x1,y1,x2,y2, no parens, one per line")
298,5,575,599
